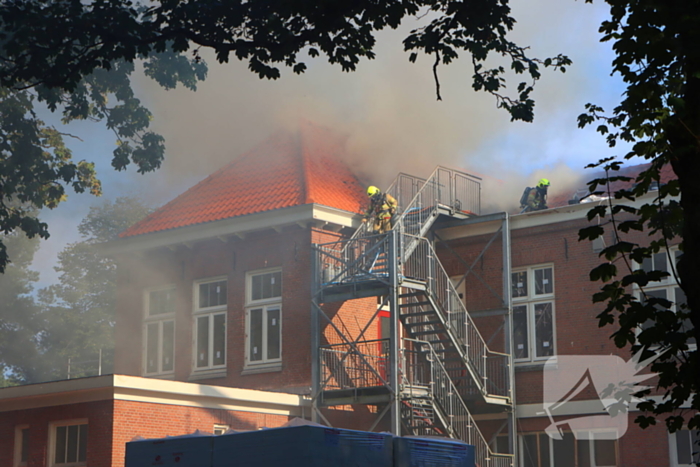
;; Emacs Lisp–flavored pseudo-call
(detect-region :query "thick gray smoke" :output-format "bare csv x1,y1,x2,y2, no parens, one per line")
32,0,620,285
129,0,615,211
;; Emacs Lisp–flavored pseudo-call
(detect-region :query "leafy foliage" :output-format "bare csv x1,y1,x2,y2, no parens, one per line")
0,224,41,382
0,0,569,272
578,0,700,434
36,197,151,381
0,45,205,272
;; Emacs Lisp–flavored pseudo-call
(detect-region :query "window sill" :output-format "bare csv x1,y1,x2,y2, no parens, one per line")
241,363,282,375
189,369,227,381
143,373,175,380
514,359,557,372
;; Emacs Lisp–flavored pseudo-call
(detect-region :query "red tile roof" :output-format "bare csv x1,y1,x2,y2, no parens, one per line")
120,122,368,238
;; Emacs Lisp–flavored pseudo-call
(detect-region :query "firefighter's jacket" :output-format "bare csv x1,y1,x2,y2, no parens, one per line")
365,193,398,220
525,187,548,211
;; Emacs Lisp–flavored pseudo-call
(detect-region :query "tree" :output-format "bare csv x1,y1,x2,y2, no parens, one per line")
35,197,151,381
1,0,696,439
0,0,569,271
0,48,206,272
0,223,42,383
577,0,699,437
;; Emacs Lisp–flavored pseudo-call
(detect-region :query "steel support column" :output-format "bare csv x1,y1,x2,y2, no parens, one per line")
388,229,401,435
311,246,321,424
502,214,517,465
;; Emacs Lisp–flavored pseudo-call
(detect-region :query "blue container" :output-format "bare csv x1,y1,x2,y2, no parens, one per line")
212,425,392,467
125,433,214,467
393,437,475,467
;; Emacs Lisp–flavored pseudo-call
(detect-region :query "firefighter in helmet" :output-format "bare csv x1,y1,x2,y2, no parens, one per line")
520,178,550,212
363,186,398,234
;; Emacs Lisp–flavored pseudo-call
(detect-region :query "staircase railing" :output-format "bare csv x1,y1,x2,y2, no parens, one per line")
319,339,389,391
348,173,427,241
402,234,510,400
316,234,392,287
402,339,513,467
394,166,481,239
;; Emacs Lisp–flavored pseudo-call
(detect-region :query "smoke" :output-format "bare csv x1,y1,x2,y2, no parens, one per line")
128,0,617,207
29,0,621,288
480,164,587,214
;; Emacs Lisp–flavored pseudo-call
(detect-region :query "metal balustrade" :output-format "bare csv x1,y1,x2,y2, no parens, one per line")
319,339,389,391
313,166,512,452
405,339,513,467
347,173,427,242
316,234,391,287
319,338,512,467
401,234,510,399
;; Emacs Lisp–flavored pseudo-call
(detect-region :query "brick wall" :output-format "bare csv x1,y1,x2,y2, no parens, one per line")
111,400,291,467
437,217,654,405
115,226,320,394
0,400,114,467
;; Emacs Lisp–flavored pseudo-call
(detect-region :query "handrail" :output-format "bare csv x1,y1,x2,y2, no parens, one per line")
347,173,427,242
403,339,513,467
393,166,481,239
319,339,389,391
401,234,510,399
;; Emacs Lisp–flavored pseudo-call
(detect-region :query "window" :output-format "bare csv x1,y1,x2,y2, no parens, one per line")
143,286,176,376
49,421,88,467
14,425,28,467
246,269,282,366
193,278,227,371
213,424,230,435
635,248,694,346
512,265,556,362
670,429,700,466
520,432,617,467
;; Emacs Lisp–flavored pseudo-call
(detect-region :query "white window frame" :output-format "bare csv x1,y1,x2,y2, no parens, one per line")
143,285,176,376
511,264,556,363
518,431,618,467
47,419,88,467
14,425,29,467
213,424,230,435
669,428,700,467
633,246,694,348
192,277,228,372
245,268,282,368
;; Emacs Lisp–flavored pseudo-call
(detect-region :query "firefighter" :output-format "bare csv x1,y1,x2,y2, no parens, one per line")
520,178,550,212
363,186,398,234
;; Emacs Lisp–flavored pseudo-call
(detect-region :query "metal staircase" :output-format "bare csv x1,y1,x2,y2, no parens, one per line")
312,166,514,467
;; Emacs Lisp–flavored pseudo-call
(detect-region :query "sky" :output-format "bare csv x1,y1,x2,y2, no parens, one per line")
28,0,633,288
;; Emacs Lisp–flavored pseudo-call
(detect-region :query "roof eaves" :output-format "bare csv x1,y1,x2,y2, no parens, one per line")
104,203,361,255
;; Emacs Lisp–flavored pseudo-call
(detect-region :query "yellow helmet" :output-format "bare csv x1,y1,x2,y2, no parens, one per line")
538,178,550,188
367,186,380,197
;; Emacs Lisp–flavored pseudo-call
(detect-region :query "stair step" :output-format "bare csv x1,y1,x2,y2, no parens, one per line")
403,320,442,328
399,301,432,308
399,292,425,299
411,330,441,337
400,311,436,318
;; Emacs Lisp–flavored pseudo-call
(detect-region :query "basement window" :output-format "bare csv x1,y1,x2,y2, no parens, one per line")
245,269,282,369
143,286,176,376
213,424,230,435
48,420,88,467
193,277,228,372
519,432,618,467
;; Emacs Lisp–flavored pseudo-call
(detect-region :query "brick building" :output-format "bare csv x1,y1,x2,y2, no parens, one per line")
1,122,695,466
